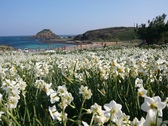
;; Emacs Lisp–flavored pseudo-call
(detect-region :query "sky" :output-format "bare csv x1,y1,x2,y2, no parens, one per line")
0,0,168,36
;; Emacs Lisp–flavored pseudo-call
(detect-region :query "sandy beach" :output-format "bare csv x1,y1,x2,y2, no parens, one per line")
64,42,123,51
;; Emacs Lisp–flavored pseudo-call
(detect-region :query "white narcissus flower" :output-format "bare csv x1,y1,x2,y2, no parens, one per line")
141,96,166,118
59,92,74,110
35,61,49,77
131,117,140,126
164,97,168,107
79,85,92,100
50,91,60,104
48,105,61,121
149,74,155,83
44,83,54,96
111,59,118,67
143,114,162,126
17,78,27,91
113,117,123,126
57,85,68,97
60,86,73,109
137,86,147,97
138,68,148,76
90,103,102,114
93,111,108,125
122,113,131,125
135,78,143,88
104,100,122,122
131,117,145,126
64,92,74,105
34,79,46,90
130,65,138,78
117,64,125,73
1,79,17,93
90,103,108,125
7,95,19,109
82,121,89,126
139,117,145,125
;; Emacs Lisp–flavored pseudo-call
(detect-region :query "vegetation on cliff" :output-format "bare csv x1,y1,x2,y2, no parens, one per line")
74,27,138,42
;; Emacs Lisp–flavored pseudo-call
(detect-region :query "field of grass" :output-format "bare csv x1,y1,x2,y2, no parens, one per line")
0,45,168,126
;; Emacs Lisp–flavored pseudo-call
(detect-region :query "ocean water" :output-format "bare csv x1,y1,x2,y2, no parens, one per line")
0,35,76,50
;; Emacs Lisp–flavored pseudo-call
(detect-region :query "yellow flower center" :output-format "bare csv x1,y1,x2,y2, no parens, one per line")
111,62,116,66
150,103,157,110
118,68,122,73
150,122,155,126
112,108,117,114
138,92,143,97
13,67,16,71
153,70,158,75
139,72,144,76
43,87,47,92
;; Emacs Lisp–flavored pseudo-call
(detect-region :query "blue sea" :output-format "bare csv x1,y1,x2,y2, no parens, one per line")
0,35,76,50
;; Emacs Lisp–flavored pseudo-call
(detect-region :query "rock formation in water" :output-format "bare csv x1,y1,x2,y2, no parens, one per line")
33,29,60,40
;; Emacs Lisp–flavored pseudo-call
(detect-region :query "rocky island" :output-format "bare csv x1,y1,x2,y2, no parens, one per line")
33,29,75,43
33,29,60,40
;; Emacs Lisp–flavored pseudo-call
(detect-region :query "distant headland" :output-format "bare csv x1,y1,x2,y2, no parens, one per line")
74,27,138,42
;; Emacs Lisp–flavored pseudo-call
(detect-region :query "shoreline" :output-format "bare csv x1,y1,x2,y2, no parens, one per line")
64,41,123,51
1,41,135,53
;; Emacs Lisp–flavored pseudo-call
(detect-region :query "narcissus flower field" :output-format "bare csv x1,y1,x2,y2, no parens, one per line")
0,46,168,126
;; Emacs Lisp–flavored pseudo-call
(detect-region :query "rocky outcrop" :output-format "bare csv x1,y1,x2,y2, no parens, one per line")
74,27,137,41
33,29,60,40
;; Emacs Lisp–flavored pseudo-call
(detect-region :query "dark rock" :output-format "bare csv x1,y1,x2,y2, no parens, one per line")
74,34,83,40
67,36,74,39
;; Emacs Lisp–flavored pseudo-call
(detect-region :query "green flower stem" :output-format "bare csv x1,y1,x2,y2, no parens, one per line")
23,96,31,125
0,102,21,126
33,105,38,126
6,110,21,126
155,112,158,126
35,118,43,126
62,108,66,126
128,77,134,96
89,113,95,126
33,89,39,126
137,96,140,109
59,95,67,126
78,98,86,125
110,110,113,126
1,115,10,125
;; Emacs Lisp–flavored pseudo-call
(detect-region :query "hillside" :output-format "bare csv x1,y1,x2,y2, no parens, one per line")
74,27,138,42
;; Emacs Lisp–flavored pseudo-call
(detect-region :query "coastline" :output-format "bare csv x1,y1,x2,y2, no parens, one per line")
64,41,123,51
0,36,125,51
0,40,138,53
